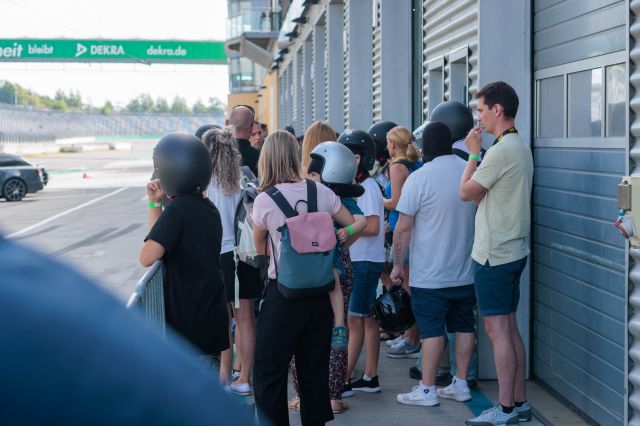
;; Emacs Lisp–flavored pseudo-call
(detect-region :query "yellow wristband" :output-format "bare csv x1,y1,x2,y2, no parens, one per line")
469,154,480,161
346,225,354,236
149,201,162,208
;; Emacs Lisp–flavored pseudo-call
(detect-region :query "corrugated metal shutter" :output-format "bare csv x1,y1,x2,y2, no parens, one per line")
372,0,382,123
422,0,478,119
343,0,349,129
324,22,329,121
532,1,627,424
279,72,285,129
311,30,317,122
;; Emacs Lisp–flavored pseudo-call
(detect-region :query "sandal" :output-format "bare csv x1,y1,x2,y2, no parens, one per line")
288,396,301,411
331,399,349,414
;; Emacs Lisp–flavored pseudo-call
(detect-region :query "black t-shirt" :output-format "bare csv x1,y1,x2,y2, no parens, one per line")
236,138,260,177
146,195,229,355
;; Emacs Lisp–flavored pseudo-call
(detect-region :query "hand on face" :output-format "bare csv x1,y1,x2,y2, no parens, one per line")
147,179,164,202
464,127,483,156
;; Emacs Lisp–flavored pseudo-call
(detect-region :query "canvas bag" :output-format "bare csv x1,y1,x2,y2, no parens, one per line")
266,180,336,299
234,166,267,268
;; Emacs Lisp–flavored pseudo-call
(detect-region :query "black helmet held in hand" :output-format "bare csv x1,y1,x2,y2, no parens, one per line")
152,132,213,197
371,286,415,333
430,101,474,143
368,121,397,160
337,129,377,172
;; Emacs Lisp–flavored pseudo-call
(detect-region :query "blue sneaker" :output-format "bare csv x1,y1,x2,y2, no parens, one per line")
387,339,420,359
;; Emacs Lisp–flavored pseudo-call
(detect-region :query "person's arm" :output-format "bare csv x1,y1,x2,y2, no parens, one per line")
140,180,165,267
337,214,367,247
333,204,355,228
460,128,487,203
390,213,414,285
383,164,409,210
360,215,380,237
253,226,268,255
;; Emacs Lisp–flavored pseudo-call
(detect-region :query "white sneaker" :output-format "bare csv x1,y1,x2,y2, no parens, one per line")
386,335,404,347
230,381,253,396
466,405,519,425
437,377,472,402
396,384,439,407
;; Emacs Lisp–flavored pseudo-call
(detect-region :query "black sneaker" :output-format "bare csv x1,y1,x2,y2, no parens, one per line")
351,375,381,393
341,382,353,398
409,366,421,380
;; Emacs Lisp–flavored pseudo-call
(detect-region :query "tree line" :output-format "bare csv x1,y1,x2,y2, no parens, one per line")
0,81,226,115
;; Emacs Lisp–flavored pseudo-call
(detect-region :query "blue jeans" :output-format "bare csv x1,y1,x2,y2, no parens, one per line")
348,261,383,317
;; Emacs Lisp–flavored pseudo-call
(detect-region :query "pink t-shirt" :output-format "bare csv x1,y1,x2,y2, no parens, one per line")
252,180,342,279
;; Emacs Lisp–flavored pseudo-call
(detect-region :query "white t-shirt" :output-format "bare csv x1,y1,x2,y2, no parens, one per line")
349,177,385,263
207,181,242,254
396,155,476,289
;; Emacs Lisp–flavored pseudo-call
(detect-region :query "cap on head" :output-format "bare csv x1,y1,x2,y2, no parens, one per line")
430,101,474,142
153,132,212,196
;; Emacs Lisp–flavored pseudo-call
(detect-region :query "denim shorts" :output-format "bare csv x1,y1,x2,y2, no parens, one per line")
411,285,476,339
348,261,384,317
474,257,527,316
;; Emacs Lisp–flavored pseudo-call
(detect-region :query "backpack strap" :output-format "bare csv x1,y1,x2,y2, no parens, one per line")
305,179,318,213
395,159,417,172
453,147,486,164
265,186,298,218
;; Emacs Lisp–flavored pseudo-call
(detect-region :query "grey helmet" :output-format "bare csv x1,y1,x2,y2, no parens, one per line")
309,142,357,185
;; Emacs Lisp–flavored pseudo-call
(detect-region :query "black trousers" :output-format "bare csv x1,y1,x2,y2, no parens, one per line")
253,281,334,426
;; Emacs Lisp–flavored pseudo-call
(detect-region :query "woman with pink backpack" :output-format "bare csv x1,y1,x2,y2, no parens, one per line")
251,130,358,426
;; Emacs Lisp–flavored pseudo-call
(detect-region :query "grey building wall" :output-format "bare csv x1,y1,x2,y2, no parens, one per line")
532,1,627,424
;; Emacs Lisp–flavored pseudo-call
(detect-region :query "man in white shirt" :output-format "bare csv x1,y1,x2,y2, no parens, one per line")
391,121,477,408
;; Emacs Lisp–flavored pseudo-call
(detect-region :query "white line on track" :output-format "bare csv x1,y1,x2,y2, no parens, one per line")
7,186,130,239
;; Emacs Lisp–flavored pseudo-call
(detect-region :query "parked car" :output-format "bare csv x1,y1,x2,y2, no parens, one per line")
0,154,45,201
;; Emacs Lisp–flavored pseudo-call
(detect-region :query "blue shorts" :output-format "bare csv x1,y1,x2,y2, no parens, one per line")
411,285,477,339
349,261,383,317
474,257,527,316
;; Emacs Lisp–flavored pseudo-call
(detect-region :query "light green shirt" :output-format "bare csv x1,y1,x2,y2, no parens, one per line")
471,132,533,266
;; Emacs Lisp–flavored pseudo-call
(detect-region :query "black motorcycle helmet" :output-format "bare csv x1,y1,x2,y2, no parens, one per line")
194,124,221,140
371,286,415,333
368,121,397,161
430,101,474,142
337,129,376,172
421,121,452,164
152,132,213,197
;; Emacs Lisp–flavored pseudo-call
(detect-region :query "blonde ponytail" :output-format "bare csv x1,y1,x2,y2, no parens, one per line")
387,126,419,163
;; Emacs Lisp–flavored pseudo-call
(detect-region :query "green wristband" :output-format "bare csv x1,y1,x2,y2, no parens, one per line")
149,201,162,208
346,225,354,236
469,154,480,161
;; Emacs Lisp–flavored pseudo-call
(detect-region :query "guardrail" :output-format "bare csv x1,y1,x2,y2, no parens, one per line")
126,260,166,336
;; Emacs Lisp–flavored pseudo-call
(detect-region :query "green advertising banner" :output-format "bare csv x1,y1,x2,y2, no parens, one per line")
0,39,227,64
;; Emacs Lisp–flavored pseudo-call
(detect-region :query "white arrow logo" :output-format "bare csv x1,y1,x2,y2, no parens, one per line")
75,43,87,57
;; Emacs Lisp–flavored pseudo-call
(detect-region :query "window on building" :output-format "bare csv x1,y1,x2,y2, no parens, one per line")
448,47,468,105
568,68,602,137
427,58,444,116
537,76,565,138
606,63,626,137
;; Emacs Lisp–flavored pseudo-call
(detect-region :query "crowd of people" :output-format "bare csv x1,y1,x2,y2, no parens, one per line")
140,80,533,426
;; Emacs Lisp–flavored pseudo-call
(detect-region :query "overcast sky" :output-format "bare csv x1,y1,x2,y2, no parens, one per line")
0,0,229,107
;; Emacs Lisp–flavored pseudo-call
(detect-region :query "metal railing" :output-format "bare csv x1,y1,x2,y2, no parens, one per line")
126,260,166,336
226,7,281,39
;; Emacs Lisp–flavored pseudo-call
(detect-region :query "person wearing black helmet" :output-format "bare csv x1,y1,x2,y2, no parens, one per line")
391,121,477,408
368,121,397,190
140,132,229,368
195,123,222,141
337,129,386,397
431,100,485,163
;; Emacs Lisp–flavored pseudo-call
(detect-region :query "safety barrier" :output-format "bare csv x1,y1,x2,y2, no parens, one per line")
126,260,166,336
